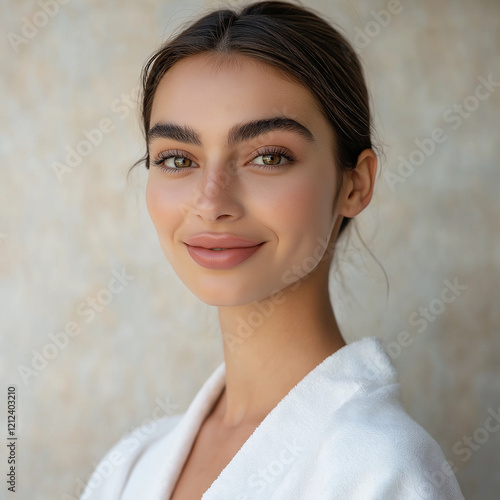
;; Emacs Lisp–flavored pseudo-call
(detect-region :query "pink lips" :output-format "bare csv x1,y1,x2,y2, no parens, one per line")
183,233,265,270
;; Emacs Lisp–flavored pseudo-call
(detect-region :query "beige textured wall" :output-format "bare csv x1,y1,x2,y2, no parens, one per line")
1,0,498,498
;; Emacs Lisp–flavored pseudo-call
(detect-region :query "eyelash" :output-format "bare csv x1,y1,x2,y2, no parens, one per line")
151,147,297,175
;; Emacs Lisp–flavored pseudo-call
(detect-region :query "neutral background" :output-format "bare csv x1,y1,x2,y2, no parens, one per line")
1,0,499,498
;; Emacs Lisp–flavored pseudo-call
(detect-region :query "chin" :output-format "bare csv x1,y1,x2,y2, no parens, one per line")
190,287,257,308
198,296,241,307
183,278,271,308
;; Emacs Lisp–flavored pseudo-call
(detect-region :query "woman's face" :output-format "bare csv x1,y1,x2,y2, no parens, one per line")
146,53,343,306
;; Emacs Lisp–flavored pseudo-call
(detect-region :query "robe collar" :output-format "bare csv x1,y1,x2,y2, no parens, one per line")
148,336,395,499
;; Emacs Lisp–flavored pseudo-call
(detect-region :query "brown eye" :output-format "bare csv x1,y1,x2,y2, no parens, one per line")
262,154,281,165
173,157,193,168
251,148,295,170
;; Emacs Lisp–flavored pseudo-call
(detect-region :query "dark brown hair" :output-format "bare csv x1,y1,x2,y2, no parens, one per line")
130,0,378,238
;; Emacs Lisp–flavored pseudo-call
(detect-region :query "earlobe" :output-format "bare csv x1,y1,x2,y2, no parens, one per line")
339,148,377,218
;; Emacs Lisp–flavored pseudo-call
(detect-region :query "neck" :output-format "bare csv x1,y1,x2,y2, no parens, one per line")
213,266,346,429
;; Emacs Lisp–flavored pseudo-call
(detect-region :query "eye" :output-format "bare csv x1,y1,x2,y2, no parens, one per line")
166,156,194,168
151,149,199,174
251,147,297,170
254,153,286,165
151,146,297,174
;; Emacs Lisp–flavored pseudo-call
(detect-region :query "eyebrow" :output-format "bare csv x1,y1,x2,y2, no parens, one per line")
147,116,316,147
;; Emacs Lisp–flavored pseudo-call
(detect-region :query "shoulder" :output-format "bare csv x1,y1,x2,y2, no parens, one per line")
81,413,184,499
317,383,464,499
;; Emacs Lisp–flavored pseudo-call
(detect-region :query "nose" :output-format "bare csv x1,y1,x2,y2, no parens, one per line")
189,160,243,222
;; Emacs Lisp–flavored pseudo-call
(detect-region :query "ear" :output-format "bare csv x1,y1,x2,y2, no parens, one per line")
338,148,377,218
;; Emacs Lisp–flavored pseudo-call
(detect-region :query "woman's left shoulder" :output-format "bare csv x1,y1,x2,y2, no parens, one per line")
318,384,465,499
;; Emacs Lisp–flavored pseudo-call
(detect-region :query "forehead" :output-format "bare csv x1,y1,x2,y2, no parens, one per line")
150,53,324,127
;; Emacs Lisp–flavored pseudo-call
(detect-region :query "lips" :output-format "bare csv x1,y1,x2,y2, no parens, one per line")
184,233,263,249
183,233,265,270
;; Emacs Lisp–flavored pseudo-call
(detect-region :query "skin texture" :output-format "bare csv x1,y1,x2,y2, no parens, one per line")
146,53,377,431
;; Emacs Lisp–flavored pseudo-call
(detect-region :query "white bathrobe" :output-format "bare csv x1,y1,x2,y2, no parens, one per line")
81,337,464,499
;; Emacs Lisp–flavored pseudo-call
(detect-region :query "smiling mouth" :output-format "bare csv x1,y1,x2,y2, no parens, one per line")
185,242,265,269
187,242,265,250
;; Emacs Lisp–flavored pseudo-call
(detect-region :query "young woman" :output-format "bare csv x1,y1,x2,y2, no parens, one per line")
83,1,464,498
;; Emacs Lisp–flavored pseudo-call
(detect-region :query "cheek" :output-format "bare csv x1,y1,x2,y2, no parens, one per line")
255,170,336,278
145,176,184,229
258,174,335,238
145,177,164,228
145,177,182,253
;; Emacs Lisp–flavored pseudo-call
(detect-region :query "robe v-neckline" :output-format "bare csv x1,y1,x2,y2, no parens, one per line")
144,336,395,499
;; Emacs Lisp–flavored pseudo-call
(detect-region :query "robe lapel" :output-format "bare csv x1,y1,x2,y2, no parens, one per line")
146,362,226,499
201,338,390,499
